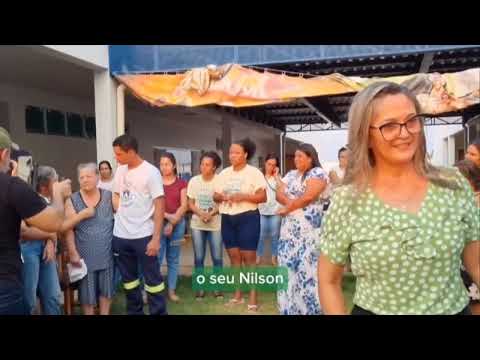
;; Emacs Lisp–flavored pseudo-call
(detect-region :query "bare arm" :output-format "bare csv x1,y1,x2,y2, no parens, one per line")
209,202,220,217
317,254,348,315
20,221,55,241
166,188,188,225
112,192,119,212
59,199,93,234
279,178,327,215
213,192,226,203
276,180,290,206
188,197,205,218
144,196,165,257
463,241,480,287
24,180,70,232
152,197,165,240
63,197,81,265
25,207,64,233
229,188,267,204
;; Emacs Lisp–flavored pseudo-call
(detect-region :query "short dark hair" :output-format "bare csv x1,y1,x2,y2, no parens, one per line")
112,134,138,153
234,138,256,161
338,147,348,159
200,151,222,169
265,153,279,166
297,143,322,181
160,152,177,175
263,153,280,174
98,160,112,171
455,159,480,192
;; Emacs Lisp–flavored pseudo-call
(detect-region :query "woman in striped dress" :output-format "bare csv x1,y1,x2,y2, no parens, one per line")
65,163,115,315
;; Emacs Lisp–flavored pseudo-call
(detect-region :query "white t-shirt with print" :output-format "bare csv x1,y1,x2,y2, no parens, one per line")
214,164,267,216
187,174,221,231
113,161,164,239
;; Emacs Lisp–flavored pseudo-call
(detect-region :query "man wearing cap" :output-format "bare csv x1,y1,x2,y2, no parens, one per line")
0,127,71,315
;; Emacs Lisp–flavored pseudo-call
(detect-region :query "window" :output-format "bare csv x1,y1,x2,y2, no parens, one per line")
25,105,94,139
66,112,84,137
46,109,66,136
25,106,45,134
85,116,96,139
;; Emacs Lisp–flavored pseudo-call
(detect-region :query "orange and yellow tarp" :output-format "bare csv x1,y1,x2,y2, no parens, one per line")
116,64,480,115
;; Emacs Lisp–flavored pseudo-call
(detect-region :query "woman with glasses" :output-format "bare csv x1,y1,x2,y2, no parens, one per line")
317,82,480,315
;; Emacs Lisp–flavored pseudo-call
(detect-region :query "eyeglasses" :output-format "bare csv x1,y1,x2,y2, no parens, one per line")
370,114,424,141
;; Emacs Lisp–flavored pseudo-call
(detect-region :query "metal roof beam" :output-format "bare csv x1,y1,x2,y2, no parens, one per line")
300,97,341,128
419,52,434,73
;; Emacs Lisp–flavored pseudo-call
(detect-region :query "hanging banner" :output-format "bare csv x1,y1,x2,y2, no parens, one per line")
116,64,480,115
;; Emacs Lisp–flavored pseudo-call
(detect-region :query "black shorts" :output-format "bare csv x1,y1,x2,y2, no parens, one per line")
221,210,260,251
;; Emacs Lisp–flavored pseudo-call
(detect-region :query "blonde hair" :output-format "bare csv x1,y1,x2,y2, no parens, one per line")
343,81,459,193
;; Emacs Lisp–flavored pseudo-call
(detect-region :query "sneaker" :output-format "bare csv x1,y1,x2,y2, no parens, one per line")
213,291,224,299
195,291,205,300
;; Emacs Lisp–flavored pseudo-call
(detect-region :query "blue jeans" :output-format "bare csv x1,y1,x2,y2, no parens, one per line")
191,228,223,269
20,241,61,315
158,218,186,291
257,215,281,257
0,281,28,315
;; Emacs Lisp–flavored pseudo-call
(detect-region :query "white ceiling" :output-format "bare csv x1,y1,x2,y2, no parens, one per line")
0,45,94,99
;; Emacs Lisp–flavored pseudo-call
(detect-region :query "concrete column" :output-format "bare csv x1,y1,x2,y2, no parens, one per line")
94,70,117,169
221,116,232,168
447,135,455,166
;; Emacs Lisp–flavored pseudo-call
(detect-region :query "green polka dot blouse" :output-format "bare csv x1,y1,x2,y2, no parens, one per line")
318,169,480,315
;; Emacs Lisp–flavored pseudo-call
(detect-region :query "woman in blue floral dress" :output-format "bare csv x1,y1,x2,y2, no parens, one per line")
276,143,329,315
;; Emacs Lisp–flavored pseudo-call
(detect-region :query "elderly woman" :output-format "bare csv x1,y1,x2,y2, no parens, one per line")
65,163,115,315
317,82,480,315
276,143,328,315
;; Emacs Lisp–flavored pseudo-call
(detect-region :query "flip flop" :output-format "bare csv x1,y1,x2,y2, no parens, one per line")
225,298,245,307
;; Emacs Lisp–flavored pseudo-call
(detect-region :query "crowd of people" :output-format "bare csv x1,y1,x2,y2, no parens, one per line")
0,81,479,315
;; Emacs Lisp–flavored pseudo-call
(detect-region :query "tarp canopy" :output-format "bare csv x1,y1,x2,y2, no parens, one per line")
116,64,480,115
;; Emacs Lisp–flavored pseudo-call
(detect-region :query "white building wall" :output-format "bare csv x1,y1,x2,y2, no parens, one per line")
0,82,97,188
127,106,281,170
40,45,109,70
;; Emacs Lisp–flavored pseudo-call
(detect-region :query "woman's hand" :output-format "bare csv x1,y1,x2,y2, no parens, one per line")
79,207,95,220
201,212,212,223
68,250,82,268
164,223,174,237
228,193,245,203
276,207,290,216
43,239,56,263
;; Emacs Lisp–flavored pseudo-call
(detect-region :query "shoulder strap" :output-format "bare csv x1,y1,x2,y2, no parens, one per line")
264,174,276,192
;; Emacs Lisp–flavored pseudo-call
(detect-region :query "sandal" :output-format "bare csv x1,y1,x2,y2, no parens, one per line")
195,291,205,301
225,297,245,307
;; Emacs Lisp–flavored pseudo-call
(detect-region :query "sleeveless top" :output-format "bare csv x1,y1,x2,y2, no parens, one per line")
71,189,114,272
